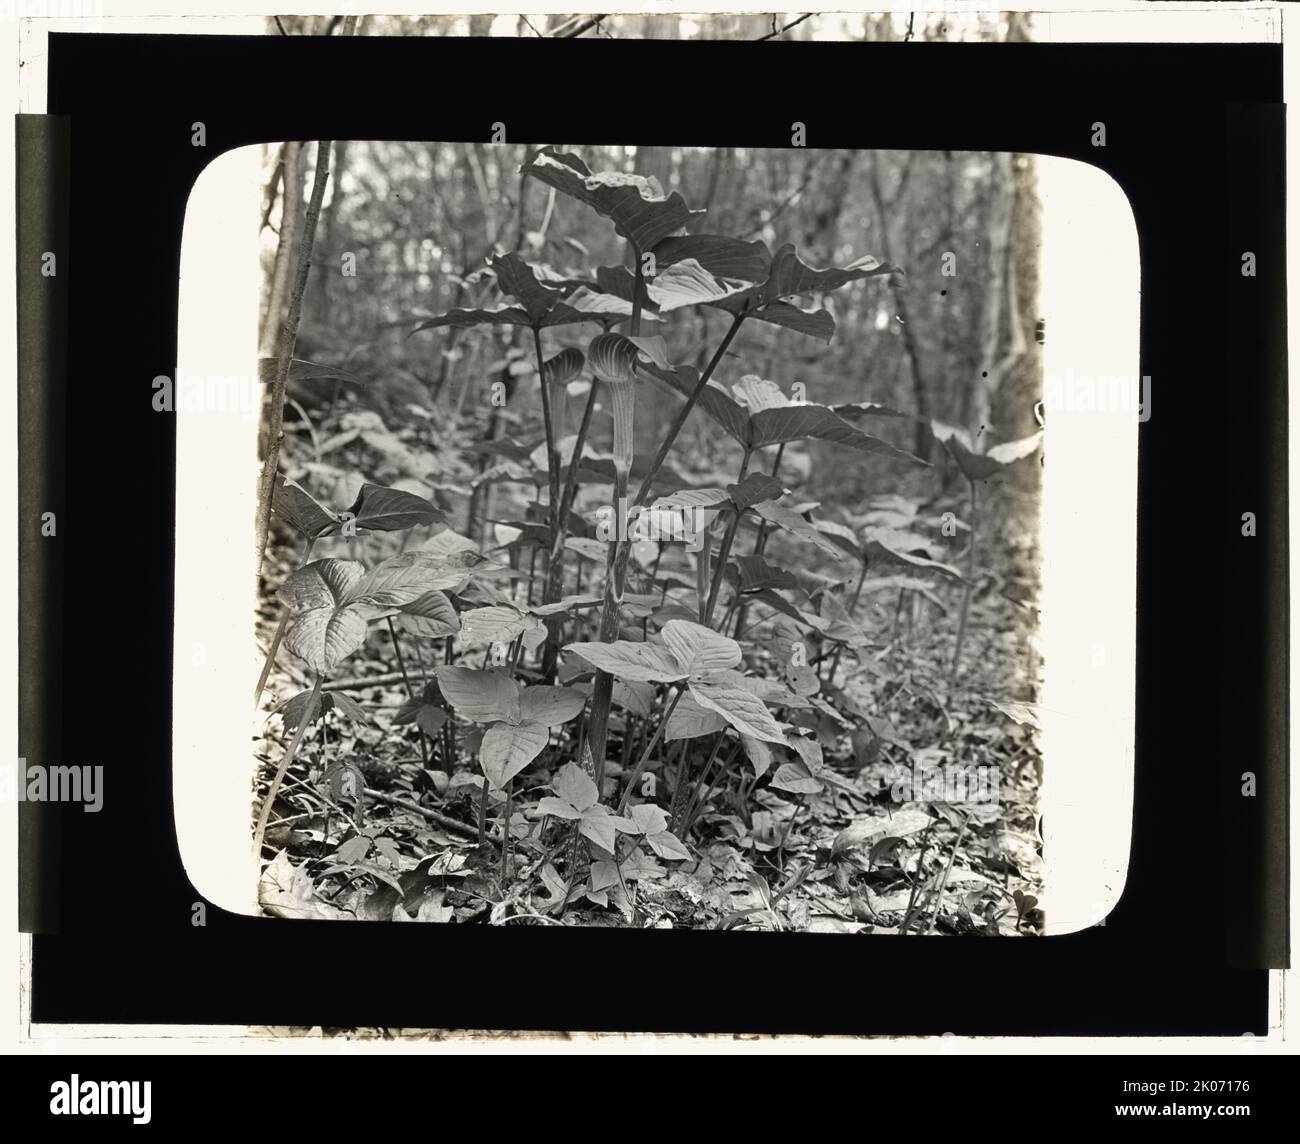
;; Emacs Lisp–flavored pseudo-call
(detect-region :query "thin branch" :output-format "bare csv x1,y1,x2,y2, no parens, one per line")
561,15,608,38
757,13,813,41
255,138,334,575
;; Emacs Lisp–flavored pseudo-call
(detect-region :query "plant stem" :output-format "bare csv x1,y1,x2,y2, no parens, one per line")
704,446,753,625
923,815,970,935
677,732,725,832
252,673,323,861
541,380,599,679
733,443,784,640
950,477,978,682
616,687,683,816
387,617,428,766
587,312,744,791
684,740,743,836
501,780,513,884
254,536,316,707
633,312,744,508
776,793,806,869
256,140,335,577
826,556,869,684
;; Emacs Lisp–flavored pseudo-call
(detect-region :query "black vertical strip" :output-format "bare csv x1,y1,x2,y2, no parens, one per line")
1225,103,1288,969
16,115,69,934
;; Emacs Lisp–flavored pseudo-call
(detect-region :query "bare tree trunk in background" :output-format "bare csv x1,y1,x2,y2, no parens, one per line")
256,138,336,572
995,154,1043,493
261,142,301,361
310,140,349,328
869,152,933,461
967,151,1014,441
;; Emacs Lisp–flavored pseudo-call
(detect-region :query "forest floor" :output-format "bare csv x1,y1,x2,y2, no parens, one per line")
255,409,1045,936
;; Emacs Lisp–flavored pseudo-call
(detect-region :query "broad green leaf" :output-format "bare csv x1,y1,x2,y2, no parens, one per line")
652,234,771,283
278,559,366,612
785,732,824,771
459,605,545,648
645,259,748,311
641,361,751,443
578,810,620,854
433,666,520,724
528,593,604,618
330,691,371,726
652,487,731,510
861,529,963,580
553,761,599,813
611,680,656,718
416,706,448,737
627,803,671,836
759,244,898,303
688,674,785,744
517,685,586,728
932,423,1043,481
489,251,566,324
739,299,836,341
480,719,549,790
411,297,616,334
733,555,797,592
348,484,447,532
347,552,479,608
665,692,727,741
537,795,583,821
278,560,372,674
522,147,702,253
727,472,786,511
731,375,789,412
750,404,925,463
272,476,341,539
284,604,368,676
741,735,774,778
589,859,620,893
986,430,1044,465
751,501,850,560
417,529,480,559
397,590,461,638
770,761,824,796
564,640,686,683
660,619,741,675
645,830,691,861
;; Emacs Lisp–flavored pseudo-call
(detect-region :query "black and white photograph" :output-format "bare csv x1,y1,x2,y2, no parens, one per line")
249,15,1052,936
7,3,1289,1094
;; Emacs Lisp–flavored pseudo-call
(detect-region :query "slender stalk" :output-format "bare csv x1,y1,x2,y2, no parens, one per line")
616,687,683,815
541,381,600,680
254,536,316,708
733,443,784,640
923,815,970,936
252,674,323,861
683,740,743,836
387,617,428,767
533,327,562,535
704,446,753,625
588,314,744,790
256,140,336,576
695,526,712,623
826,555,869,684
949,477,978,681
500,780,513,883
776,793,806,869
632,312,744,508
677,732,725,832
